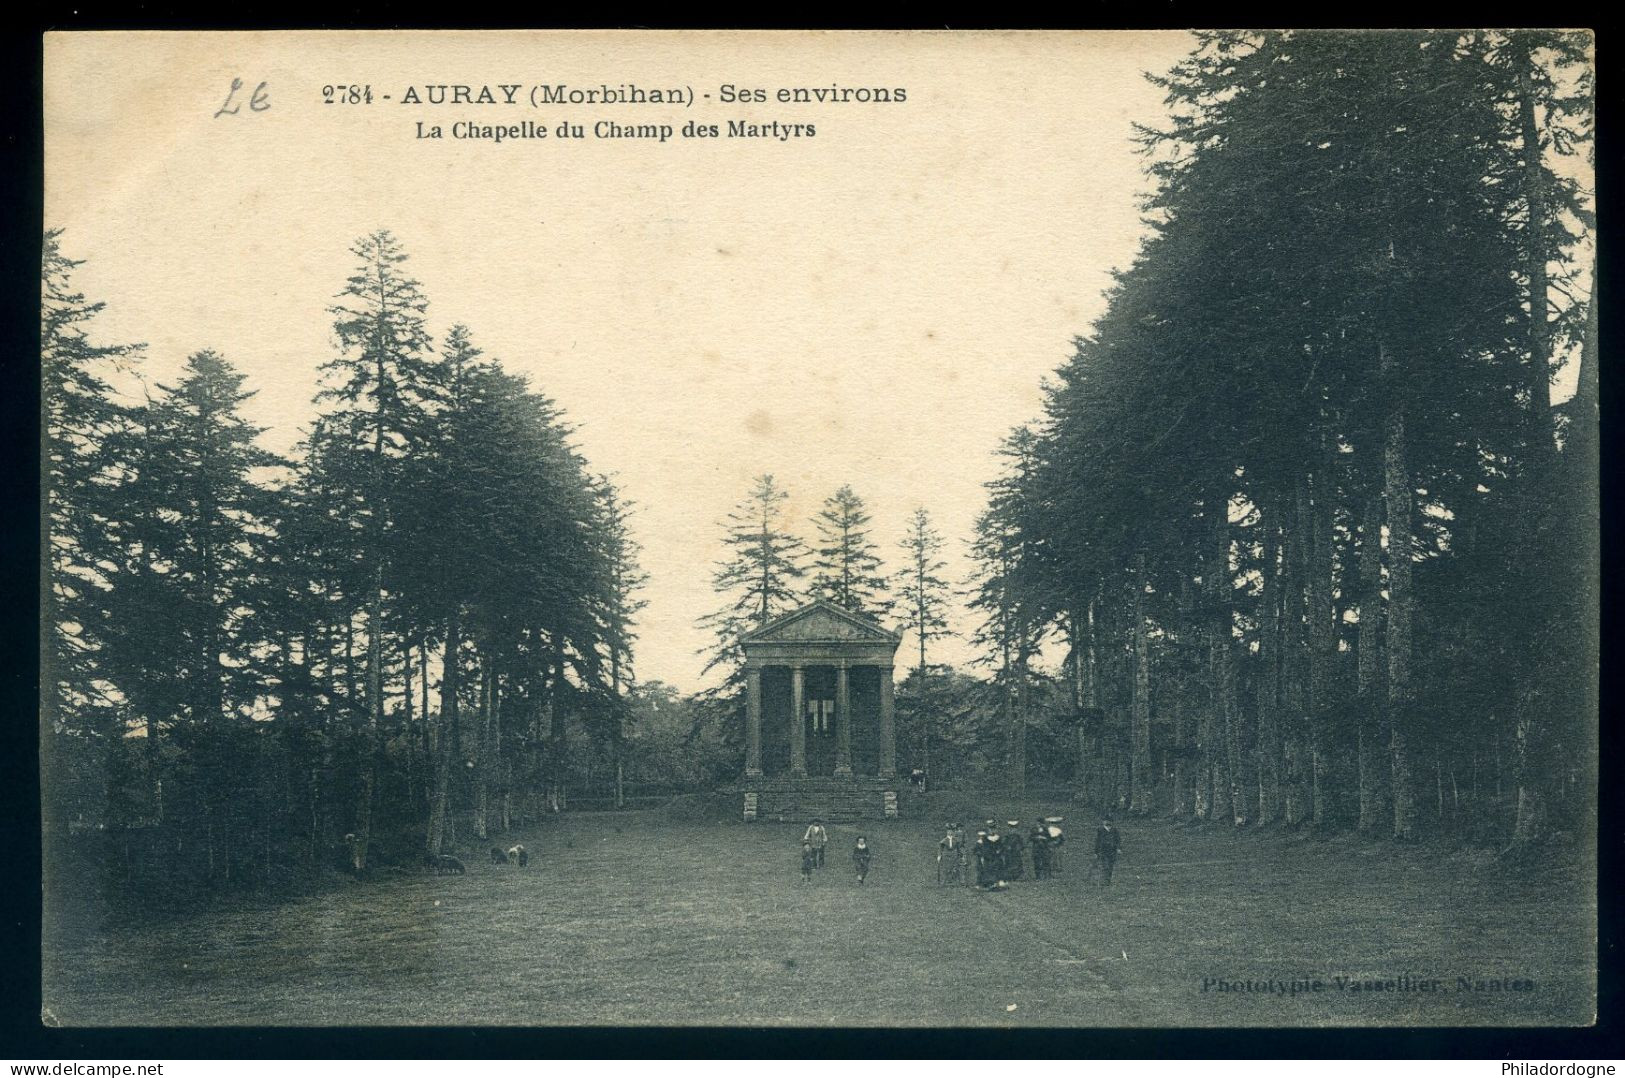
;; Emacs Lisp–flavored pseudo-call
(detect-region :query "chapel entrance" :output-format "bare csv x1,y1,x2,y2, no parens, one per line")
802,667,839,777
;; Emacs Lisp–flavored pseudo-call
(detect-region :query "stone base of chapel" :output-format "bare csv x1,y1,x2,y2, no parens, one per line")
738,774,902,822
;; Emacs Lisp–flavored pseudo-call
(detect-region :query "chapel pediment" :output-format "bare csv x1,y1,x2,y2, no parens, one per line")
742,600,901,646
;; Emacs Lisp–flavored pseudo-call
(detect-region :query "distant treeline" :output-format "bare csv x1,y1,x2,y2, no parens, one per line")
42,228,648,903
964,31,1596,850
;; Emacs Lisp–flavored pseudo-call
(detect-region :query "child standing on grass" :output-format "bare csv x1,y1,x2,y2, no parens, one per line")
852,836,872,885
801,841,817,884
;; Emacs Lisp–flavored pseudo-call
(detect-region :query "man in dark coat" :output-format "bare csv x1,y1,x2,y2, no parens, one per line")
1029,821,1052,879
973,829,998,889
1095,817,1122,886
986,823,1010,888
938,822,966,886
1004,820,1027,881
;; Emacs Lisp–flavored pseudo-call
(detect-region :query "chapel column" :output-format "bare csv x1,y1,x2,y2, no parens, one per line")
790,662,807,777
878,664,896,778
745,662,763,778
834,660,853,777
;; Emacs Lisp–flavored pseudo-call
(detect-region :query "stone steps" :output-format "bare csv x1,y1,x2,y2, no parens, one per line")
740,777,904,822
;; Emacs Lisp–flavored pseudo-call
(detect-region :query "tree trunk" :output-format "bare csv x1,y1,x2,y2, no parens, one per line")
403,640,416,813
1012,639,1030,799
1066,608,1079,799
919,609,931,783
549,636,568,811
420,641,431,814
1516,46,1556,455
1172,574,1195,819
1255,505,1283,826
1208,498,1237,824
1382,342,1417,842
1282,478,1310,827
1109,714,1128,812
352,568,383,876
1130,552,1153,813
427,610,458,858
493,664,506,832
1192,545,1212,822
316,618,339,851
1308,458,1336,830
344,614,358,706
474,653,492,840
146,712,162,821
1080,595,1100,808
1356,488,1389,833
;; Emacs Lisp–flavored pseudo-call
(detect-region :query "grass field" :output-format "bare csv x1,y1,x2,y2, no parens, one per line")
42,806,1595,1027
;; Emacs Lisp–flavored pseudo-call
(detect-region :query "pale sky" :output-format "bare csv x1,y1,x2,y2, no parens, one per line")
72,30,1589,695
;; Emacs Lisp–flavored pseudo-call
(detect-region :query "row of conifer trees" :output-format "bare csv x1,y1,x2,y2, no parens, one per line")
42,229,644,899
966,30,1596,850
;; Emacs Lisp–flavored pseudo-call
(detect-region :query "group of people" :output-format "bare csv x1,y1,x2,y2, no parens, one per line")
800,819,872,885
953,816,1121,889
793,814,1123,890
939,817,1064,890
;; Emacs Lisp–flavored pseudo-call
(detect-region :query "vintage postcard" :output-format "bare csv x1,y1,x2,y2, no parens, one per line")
39,29,1597,1028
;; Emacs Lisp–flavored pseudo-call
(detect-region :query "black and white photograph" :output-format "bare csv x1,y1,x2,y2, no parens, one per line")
37,29,1598,1029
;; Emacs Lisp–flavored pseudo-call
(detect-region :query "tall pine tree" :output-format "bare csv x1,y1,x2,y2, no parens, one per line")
809,484,890,617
